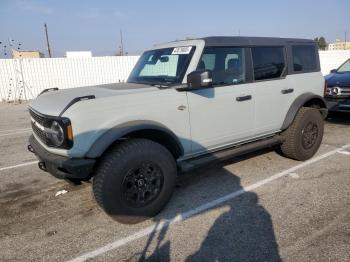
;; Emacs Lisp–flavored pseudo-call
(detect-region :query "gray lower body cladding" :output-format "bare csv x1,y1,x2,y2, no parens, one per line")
28,135,95,180
178,135,284,173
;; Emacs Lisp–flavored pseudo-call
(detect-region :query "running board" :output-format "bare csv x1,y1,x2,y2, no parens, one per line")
178,136,284,173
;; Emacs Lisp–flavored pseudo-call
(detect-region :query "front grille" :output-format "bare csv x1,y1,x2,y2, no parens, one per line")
29,109,48,126
29,109,51,145
31,122,49,144
341,87,350,94
326,86,350,97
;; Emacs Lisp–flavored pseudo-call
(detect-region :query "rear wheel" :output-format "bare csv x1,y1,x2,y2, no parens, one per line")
280,107,324,161
92,138,177,224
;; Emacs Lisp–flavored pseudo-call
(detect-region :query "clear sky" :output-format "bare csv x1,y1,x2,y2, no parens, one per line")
0,0,349,57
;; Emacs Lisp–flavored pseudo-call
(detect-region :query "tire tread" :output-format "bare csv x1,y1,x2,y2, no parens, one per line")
281,107,323,161
92,138,176,223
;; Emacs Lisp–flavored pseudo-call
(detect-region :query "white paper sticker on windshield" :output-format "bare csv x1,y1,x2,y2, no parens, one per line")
172,46,192,55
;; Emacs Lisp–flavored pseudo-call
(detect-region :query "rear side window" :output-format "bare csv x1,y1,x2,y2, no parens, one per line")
252,47,285,81
292,45,317,72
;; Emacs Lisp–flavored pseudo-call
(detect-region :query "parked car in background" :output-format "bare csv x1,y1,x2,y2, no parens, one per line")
325,58,350,113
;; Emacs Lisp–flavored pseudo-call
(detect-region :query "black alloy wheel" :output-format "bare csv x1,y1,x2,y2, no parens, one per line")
301,121,318,150
122,162,164,208
92,138,177,224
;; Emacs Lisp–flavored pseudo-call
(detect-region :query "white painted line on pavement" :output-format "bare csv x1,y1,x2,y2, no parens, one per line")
0,128,31,133
68,142,350,262
289,172,299,179
337,149,350,155
0,130,32,137
0,161,38,172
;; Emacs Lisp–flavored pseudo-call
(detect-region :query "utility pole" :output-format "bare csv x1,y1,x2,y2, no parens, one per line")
120,29,124,56
44,23,52,58
345,31,347,49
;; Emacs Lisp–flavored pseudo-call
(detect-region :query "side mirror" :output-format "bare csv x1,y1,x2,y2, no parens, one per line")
188,70,213,89
330,69,337,73
177,70,213,91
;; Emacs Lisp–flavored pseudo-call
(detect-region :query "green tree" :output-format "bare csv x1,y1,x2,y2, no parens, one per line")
318,37,327,50
314,36,327,50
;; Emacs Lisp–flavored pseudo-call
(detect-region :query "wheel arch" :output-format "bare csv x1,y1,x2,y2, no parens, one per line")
85,120,184,159
281,93,328,130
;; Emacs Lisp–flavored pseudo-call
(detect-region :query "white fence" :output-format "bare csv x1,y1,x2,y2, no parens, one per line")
0,56,139,101
1,50,350,102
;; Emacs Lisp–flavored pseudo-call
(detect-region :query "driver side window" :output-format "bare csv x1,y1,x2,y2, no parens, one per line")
197,47,246,86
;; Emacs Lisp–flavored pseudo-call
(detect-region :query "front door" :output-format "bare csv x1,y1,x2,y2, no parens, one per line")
186,47,255,155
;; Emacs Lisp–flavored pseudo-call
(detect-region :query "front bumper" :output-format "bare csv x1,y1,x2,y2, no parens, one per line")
325,97,350,113
28,135,95,180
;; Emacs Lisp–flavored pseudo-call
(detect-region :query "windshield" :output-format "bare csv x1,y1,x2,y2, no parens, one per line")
128,46,195,85
337,59,350,73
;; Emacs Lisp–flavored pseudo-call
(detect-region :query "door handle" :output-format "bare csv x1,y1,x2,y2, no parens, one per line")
281,88,294,94
177,105,186,111
236,95,252,102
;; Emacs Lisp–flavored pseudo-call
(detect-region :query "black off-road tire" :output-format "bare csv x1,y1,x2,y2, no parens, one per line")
280,107,324,161
92,138,177,224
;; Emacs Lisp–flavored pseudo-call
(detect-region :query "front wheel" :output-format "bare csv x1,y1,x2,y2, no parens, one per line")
280,107,324,161
92,138,177,224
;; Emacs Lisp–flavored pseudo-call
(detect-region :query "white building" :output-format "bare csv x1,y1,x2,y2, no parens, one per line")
328,39,350,50
65,51,92,58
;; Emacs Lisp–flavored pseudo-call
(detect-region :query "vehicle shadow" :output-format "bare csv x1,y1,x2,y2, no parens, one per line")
138,149,282,262
326,111,350,126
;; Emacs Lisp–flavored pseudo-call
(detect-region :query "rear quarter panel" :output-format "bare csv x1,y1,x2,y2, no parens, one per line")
288,71,324,98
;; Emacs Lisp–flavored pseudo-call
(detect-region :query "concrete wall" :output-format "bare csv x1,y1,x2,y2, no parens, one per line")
1,50,350,101
0,56,139,101
319,50,350,75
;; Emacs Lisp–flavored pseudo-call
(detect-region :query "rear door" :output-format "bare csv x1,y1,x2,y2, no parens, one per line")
251,46,294,134
186,47,256,154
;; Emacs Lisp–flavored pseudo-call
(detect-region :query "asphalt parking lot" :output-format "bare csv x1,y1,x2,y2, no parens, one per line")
0,102,349,262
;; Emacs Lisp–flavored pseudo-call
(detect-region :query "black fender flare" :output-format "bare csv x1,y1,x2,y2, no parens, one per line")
281,93,328,130
85,120,184,158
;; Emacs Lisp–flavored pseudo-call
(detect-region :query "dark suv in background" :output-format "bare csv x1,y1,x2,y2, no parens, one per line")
325,58,350,113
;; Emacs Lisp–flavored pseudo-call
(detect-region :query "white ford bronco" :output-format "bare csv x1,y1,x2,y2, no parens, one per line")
28,37,327,223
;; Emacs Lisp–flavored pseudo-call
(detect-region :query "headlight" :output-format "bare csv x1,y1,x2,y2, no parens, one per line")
30,107,73,149
48,120,65,146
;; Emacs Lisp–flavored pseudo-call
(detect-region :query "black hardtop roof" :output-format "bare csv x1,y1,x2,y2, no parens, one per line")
200,36,315,47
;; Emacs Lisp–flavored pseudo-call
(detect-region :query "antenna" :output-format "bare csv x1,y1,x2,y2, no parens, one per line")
44,23,52,58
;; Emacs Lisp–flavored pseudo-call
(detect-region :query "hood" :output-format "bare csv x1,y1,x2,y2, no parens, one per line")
325,72,350,87
30,82,157,116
